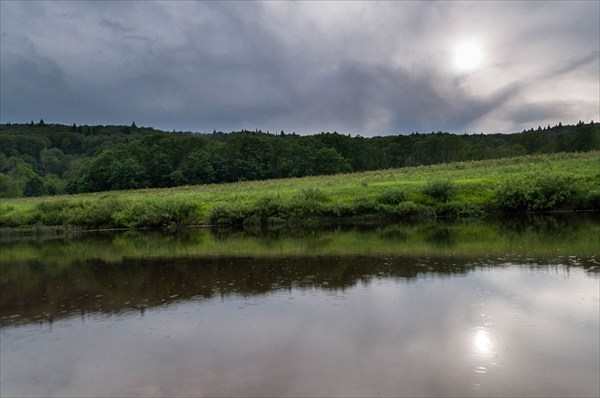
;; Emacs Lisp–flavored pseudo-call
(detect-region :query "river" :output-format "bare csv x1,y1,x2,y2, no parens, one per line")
1,214,599,397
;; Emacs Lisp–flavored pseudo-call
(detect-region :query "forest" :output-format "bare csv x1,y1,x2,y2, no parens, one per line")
1,120,598,198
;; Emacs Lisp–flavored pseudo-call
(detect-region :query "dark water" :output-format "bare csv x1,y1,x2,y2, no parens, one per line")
1,215,599,397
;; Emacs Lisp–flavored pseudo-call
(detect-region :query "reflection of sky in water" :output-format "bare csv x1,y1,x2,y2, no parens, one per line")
1,266,599,397
474,327,493,356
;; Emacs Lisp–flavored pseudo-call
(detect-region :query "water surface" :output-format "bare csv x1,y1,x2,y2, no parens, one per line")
1,215,599,397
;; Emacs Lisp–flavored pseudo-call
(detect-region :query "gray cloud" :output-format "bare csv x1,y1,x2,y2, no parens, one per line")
1,1,598,135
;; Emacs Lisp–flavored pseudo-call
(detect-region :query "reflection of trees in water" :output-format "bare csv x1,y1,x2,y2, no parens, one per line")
2,253,596,328
423,227,457,248
495,213,589,238
2,213,598,327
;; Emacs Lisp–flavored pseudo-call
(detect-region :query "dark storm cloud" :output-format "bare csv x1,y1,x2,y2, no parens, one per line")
1,1,598,135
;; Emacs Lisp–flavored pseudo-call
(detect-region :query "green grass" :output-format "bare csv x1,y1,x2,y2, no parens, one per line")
1,152,599,230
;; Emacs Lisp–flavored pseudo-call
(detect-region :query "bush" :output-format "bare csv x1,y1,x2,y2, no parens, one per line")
583,190,600,210
35,200,72,225
351,197,380,215
209,203,250,225
423,180,454,203
114,199,197,229
570,189,600,210
67,198,123,228
377,187,406,205
245,196,287,225
326,202,356,217
285,188,331,219
0,205,36,227
300,188,329,203
495,175,576,212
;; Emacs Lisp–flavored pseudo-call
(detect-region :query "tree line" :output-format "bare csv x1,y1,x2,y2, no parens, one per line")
0,120,598,197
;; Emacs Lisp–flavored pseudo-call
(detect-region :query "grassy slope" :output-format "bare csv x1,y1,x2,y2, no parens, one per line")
1,152,599,229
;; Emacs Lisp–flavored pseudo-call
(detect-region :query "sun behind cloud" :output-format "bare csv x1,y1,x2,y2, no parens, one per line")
453,39,485,73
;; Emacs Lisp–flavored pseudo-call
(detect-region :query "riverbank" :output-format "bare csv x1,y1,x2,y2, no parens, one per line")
1,152,598,231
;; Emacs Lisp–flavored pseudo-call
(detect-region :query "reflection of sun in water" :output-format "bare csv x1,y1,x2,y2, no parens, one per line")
453,39,484,72
474,328,492,355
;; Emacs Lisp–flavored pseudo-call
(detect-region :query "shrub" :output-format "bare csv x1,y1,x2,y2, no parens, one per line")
114,199,197,229
494,175,576,212
584,190,600,210
209,203,249,225
351,196,379,215
571,189,600,210
300,188,329,203
286,188,331,219
245,196,286,225
67,198,123,228
377,187,406,205
326,202,356,217
0,205,36,227
423,180,454,203
35,200,72,225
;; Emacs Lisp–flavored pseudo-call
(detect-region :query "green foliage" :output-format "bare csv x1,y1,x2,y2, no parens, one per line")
35,200,73,225
182,149,214,184
0,158,36,197
494,174,576,212
312,147,352,175
42,174,66,195
422,180,454,203
252,196,285,223
67,198,123,228
348,196,379,215
209,203,250,225
2,151,598,230
23,175,47,197
377,187,406,205
0,203,37,227
113,199,198,229
582,190,600,210
1,121,599,198
40,147,67,176
299,187,330,203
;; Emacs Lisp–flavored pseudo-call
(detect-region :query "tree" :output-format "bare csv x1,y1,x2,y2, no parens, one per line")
107,156,146,190
43,174,66,195
0,173,21,197
40,148,67,176
312,147,352,175
23,175,47,197
568,123,600,151
182,149,214,184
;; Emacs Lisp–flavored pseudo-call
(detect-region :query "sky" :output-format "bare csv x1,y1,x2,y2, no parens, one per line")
1,1,599,136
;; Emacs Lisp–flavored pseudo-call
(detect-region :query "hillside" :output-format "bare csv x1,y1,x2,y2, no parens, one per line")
1,151,598,230
1,121,598,198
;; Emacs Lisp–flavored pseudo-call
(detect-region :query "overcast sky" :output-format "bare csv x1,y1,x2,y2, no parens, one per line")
1,1,598,136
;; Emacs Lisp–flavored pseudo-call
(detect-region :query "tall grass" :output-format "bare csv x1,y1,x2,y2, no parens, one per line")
1,152,598,231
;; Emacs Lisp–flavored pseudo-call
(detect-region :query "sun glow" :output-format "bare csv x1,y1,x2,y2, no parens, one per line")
453,39,484,72
473,328,493,355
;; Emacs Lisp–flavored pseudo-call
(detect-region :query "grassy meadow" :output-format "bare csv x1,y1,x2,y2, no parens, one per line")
1,151,599,231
